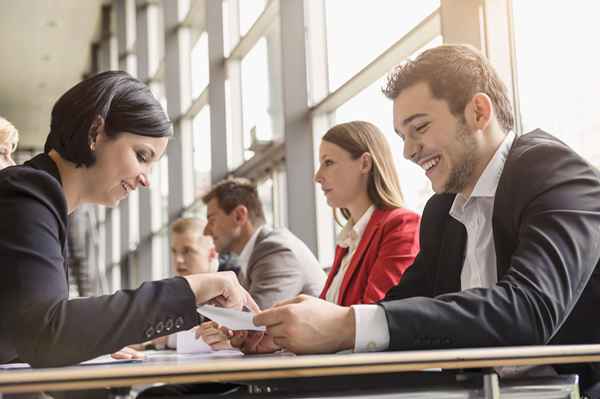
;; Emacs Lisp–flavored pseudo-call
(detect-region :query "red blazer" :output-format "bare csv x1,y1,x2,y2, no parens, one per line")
320,207,420,305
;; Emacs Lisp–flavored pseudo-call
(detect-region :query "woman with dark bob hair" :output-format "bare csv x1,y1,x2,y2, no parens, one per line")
0,71,253,368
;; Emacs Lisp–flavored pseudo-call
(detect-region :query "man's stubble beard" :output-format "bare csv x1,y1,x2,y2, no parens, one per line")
443,122,479,194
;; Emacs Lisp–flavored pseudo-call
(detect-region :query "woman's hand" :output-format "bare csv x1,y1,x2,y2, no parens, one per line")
111,346,145,360
184,272,259,311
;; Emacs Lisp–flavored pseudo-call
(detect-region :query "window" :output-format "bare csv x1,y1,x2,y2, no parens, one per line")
333,36,442,213
240,0,266,37
325,0,440,92
512,2,600,167
191,33,209,99
257,176,274,226
241,38,273,159
192,106,212,197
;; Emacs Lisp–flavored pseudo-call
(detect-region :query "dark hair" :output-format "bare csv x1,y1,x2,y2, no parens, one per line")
202,178,266,226
45,71,172,167
383,44,514,133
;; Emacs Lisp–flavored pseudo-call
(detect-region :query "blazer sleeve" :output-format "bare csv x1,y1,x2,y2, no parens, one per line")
0,175,201,367
380,143,600,350
362,211,420,303
247,246,304,310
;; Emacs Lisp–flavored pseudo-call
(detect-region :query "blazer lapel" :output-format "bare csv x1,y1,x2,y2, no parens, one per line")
242,226,270,286
337,209,384,304
433,212,467,295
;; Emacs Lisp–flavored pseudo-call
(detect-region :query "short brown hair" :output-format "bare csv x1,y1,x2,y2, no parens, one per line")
383,44,514,133
202,178,266,225
170,217,206,235
323,121,404,221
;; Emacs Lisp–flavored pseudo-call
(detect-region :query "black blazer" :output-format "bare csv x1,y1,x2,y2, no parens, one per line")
381,130,600,386
0,154,201,367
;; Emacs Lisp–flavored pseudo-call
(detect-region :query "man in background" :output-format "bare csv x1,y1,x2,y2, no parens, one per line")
170,217,219,277
202,178,326,310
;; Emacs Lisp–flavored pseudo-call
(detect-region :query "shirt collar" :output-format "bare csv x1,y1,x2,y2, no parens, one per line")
450,131,515,215
336,205,375,248
470,131,515,198
238,225,264,269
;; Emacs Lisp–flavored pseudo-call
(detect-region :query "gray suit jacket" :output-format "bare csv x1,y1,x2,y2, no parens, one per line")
239,226,326,309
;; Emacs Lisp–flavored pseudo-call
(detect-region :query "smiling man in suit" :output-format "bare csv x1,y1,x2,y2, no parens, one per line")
249,44,600,395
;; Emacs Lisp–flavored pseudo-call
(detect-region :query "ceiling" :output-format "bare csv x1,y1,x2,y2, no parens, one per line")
0,0,104,149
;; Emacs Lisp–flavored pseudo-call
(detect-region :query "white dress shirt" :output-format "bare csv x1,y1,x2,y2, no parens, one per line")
352,132,516,353
325,205,375,304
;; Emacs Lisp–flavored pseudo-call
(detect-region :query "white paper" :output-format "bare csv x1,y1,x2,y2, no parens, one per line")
176,329,212,354
0,355,141,370
197,305,265,331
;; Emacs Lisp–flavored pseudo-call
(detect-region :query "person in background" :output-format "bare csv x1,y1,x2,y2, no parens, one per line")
0,115,19,169
201,178,326,310
316,120,420,306
170,217,219,277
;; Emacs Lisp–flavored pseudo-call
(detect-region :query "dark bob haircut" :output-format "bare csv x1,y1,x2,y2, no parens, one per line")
44,70,172,167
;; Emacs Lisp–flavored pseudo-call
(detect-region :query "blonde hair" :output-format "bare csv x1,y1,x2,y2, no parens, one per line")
0,116,19,153
322,121,404,222
170,217,207,236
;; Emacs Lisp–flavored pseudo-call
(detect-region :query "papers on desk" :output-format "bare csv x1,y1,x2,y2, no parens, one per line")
0,355,141,370
197,305,265,331
176,329,212,354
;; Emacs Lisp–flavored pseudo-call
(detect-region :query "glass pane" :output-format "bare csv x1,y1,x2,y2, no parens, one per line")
513,1,600,167
333,36,442,213
191,33,209,99
257,177,274,226
241,38,273,159
160,228,170,278
159,156,169,227
240,0,266,36
192,106,212,197
325,0,440,92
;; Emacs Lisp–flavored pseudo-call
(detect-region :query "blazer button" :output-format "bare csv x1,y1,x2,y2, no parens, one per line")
443,338,452,345
175,316,184,329
165,318,174,332
145,326,155,339
155,321,164,334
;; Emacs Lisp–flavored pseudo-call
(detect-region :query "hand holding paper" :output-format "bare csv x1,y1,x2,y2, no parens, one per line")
197,305,266,331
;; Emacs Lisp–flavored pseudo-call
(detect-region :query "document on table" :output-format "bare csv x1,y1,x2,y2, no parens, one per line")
197,305,265,331
0,355,141,370
176,329,212,353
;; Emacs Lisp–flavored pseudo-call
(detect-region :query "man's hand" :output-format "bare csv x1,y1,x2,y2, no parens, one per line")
232,331,281,354
184,271,258,310
197,321,233,350
253,295,356,354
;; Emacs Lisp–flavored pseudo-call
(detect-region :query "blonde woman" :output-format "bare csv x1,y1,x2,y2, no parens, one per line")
0,116,19,169
316,120,420,305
